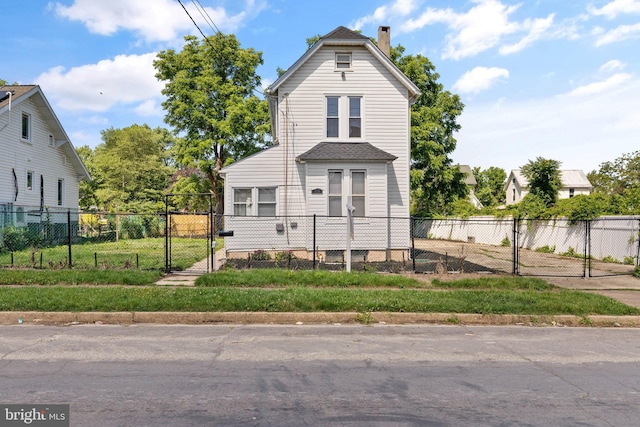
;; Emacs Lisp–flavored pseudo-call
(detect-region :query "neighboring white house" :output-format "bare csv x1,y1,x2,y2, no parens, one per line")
220,26,420,261
0,85,90,232
457,165,483,209
504,169,592,205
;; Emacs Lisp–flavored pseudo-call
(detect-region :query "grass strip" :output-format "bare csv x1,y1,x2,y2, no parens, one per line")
431,277,556,291
196,269,425,288
0,270,162,286
0,287,637,316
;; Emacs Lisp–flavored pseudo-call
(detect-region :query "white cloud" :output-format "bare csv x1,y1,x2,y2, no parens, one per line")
398,0,558,60
454,76,640,173
453,67,509,95
588,0,640,19
134,99,164,117
594,22,640,46
35,53,164,112
52,0,262,43
599,59,625,73
352,0,418,29
499,14,555,55
566,73,632,97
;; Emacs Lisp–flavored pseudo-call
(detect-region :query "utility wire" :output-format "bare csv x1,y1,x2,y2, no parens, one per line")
192,0,221,35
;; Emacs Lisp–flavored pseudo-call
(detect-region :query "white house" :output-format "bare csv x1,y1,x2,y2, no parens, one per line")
0,85,90,233
457,165,483,209
220,26,420,261
504,169,592,205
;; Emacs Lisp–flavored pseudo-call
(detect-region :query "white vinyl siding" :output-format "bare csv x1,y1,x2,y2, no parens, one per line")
0,96,82,209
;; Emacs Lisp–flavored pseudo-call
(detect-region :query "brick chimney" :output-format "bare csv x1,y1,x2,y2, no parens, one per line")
378,26,390,57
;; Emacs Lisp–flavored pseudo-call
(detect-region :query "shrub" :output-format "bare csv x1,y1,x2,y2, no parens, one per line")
251,250,271,261
2,226,42,252
634,265,640,278
624,256,635,265
501,237,511,247
602,256,619,264
535,245,555,254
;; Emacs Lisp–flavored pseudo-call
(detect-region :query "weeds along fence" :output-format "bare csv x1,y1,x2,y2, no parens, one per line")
0,208,638,277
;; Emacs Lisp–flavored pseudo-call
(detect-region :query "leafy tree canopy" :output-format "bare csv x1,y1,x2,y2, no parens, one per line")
89,125,175,212
520,157,562,207
154,34,270,214
473,166,507,208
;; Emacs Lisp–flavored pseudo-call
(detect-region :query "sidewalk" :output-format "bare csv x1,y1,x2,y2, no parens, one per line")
154,250,226,286
544,274,640,308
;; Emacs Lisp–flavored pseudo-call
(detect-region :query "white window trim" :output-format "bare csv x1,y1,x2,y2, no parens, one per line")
327,169,368,217
328,170,343,217
233,187,279,216
324,95,364,140
57,178,65,207
21,111,31,142
335,52,352,71
26,170,34,192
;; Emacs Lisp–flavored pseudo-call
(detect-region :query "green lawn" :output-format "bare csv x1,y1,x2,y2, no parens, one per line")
0,237,223,271
0,269,637,316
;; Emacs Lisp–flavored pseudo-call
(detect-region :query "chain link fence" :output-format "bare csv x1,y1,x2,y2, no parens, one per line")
0,205,638,277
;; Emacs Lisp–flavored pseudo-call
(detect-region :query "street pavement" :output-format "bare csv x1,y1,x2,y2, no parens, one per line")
2,324,640,426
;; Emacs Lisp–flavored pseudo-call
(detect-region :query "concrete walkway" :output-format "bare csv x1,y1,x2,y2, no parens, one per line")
154,250,226,286
544,274,640,308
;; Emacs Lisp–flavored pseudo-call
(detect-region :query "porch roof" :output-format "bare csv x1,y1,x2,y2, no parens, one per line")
296,142,397,163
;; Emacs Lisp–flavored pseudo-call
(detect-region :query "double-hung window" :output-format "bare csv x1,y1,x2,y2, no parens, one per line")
325,96,363,139
257,188,276,216
234,188,252,216
234,187,278,216
335,53,352,70
328,170,343,217
351,171,366,217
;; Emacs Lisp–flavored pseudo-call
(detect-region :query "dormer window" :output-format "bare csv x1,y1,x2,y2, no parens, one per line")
335,53,352,70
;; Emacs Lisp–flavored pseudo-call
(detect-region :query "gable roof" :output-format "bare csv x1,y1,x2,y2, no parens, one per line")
457,165,477,186
0,85,90,181
506,169,591,190
297,142,397,163
266,26,420,102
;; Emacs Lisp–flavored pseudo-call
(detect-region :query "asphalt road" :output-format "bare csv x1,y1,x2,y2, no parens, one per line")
2,324,640,426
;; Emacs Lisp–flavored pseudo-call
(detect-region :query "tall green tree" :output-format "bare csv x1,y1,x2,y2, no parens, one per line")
92,125,174,212
473,166,507,207
76,145,100,210
154,34,270,214
392,46,466,216
521,157,562,207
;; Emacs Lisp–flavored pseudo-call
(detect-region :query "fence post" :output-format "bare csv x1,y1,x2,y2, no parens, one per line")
164,195,169,273
411,217,416,272
512,217,518,275
67,209,72,269
209,194,214,273
585,220,590,278
636,220,640,267
312,214,316,270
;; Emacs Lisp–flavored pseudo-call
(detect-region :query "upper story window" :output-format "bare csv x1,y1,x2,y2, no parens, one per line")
49,134,55,147
326,96,363,139
335,53,352,70
21,112,31,141
569,188,575,198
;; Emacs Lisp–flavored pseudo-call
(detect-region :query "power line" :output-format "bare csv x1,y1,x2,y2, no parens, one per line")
177,0,211,41
192,0,221,35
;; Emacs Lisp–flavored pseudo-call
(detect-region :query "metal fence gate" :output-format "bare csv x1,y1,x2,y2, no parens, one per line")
164,193,215,273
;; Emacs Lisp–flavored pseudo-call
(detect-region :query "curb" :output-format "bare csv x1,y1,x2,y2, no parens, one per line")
1,311,639,327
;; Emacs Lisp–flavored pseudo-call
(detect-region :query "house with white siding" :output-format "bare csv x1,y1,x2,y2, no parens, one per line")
220,26,420,262
505,169,592,205
0,85,90,237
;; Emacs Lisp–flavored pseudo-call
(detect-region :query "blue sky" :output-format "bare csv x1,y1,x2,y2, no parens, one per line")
3,0,640,174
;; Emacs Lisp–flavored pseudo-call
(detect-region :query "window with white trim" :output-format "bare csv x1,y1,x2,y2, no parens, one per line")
325,96,363,139
21,112,31,141
351,171,366,217
27,171,34,191
49,134,55,147
257,188,276,216
335,53,352,70
328,170,343,217
233,187,278,216
233,188,252,216
57,178,64,206
326,96,339,138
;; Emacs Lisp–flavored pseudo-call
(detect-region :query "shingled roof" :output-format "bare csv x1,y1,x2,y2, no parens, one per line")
296,142,397,163
320,26,369,41
0,85,36,110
